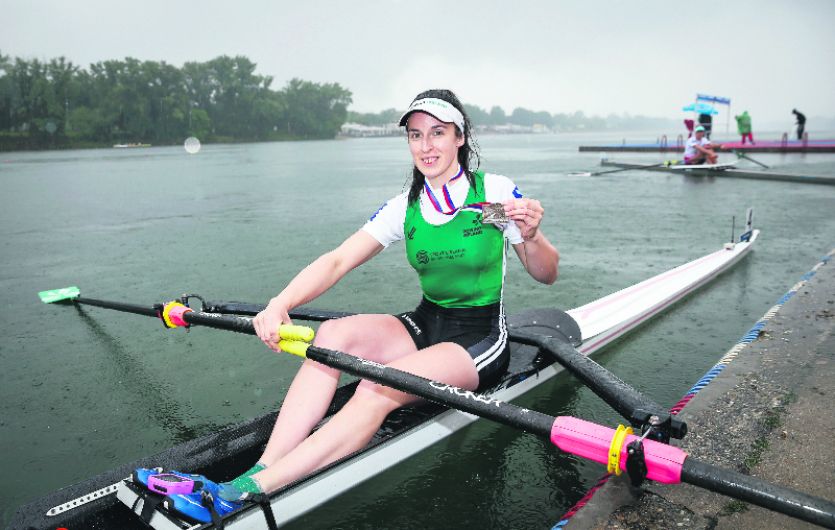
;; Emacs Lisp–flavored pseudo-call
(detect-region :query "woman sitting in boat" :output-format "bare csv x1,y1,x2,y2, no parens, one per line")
216,89,560,502
683,125,721,165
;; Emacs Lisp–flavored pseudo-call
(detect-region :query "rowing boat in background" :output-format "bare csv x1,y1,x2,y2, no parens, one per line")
598,159,835,185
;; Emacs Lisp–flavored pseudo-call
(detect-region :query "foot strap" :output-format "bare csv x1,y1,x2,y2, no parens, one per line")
131,488,165,525
201,490,225,529
246,493,279,530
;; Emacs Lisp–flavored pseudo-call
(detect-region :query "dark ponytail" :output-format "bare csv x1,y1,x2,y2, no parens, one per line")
404,89,481,205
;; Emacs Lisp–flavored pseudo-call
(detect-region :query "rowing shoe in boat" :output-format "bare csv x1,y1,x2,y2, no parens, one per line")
10,222,759,530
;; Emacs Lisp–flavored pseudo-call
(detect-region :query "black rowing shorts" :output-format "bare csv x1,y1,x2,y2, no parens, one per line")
395,298,510,391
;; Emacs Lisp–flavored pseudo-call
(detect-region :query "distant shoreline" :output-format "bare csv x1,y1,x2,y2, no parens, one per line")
5,128,833,155
0,134,338,153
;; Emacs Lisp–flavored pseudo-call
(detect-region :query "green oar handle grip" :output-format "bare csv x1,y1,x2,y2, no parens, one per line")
278,324,315,343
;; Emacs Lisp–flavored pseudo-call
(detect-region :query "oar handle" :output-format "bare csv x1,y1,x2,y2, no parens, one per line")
278,340,310,357
164,305,315,343
278,325,314,343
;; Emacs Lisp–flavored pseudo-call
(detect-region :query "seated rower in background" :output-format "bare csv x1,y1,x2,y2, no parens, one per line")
683,125,721,165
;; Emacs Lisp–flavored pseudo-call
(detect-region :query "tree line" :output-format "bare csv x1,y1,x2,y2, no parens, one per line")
348,105,676,132
0,52,352,150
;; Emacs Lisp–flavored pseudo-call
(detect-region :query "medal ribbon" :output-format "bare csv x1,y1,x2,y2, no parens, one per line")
423,168,490,215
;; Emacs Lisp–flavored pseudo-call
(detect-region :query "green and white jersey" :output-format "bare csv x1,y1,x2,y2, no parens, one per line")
362,171,524,308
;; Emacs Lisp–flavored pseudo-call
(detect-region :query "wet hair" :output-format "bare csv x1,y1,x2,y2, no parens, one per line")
404,89,481,204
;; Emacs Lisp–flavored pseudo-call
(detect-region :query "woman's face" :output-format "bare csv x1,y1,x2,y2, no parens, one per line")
406,111,465,181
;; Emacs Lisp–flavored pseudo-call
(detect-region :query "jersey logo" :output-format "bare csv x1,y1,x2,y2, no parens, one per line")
369,202,387,221
407,226,416,240
512,186,523,198
463,225,483,238
416,250,429,265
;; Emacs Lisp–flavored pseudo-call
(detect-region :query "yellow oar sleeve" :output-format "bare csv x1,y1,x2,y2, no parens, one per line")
278,340,310,358
278,324,315,343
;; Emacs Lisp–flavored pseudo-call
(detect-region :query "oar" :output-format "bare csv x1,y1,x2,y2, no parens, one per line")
735,151,770,169
568,161,668,177
37,287,313,339
200,299,687,440
287,343,835,529
56,290,684,436
38,289,835,527
198,298,352,322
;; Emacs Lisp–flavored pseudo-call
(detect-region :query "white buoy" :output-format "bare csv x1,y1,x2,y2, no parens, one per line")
184,137,201,154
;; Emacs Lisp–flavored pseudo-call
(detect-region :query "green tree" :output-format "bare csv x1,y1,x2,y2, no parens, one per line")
1,52,355,150
347,107,399,126
0,52,14,131
463,103,489,126
510,107,537,126
488,105,507,125
187,107,211,139
284,78,352,139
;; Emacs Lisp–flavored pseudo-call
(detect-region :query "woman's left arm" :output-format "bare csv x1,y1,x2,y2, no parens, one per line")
505,198,559,284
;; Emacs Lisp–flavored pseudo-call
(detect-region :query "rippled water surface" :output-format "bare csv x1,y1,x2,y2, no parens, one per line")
1,133,834,527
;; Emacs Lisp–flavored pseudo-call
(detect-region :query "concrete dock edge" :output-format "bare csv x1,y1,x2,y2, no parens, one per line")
566,249,835,529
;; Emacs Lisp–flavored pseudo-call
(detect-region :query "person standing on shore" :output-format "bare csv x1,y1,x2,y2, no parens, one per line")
792,109,806,140
735,111,754,145
697,112,713,139
684,118,695,138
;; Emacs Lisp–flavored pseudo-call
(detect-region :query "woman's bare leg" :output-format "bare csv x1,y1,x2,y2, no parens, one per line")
253,342,479,492
258,314,418,466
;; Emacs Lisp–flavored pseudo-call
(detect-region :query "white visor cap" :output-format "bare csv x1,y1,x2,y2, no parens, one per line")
399,98,466,133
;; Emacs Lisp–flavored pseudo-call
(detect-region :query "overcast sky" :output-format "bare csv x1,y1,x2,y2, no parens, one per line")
3,0,833,126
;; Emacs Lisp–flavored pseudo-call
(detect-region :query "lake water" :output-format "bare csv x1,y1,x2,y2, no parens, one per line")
1,133,834,528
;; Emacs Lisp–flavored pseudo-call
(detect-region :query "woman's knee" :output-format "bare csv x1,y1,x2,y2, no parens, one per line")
314,318,357,350
313,315,414,364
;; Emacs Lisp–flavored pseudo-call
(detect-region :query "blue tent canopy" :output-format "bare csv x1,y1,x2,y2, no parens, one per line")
682,102,719,115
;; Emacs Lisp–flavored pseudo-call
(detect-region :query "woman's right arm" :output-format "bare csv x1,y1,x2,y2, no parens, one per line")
253,230,384,351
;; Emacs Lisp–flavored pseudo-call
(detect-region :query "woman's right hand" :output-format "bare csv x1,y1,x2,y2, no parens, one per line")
253,298,292,352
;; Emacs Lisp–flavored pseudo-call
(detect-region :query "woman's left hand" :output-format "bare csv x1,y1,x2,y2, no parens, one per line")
503,198,544,241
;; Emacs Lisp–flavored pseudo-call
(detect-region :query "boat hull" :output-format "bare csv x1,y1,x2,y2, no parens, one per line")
599,161,835,185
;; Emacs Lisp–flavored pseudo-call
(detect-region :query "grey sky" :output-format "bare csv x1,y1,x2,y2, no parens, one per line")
3,0,833,125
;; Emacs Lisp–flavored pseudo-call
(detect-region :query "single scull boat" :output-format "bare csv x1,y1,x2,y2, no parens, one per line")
598,159,835,185
10,222,759,530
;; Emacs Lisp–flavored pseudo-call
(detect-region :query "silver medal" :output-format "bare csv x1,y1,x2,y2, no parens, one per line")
482,203,509,225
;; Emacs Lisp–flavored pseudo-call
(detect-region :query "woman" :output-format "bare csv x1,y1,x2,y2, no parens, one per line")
217,89,559,501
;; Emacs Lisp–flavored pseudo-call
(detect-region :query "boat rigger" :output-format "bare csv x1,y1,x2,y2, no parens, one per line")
11,222,773,529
